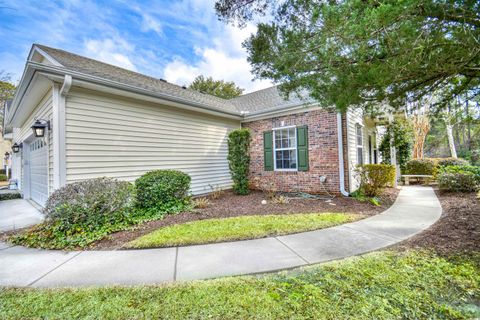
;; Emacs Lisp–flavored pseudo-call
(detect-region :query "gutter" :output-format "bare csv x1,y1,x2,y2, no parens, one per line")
337,112,349,196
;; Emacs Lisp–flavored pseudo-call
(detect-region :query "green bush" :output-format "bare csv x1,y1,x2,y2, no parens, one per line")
405,159,436,175
0,174,7,181
356,164,396,197
406,158,471,177
440,165,480,187
10,178,139,249
379,119,413,172
438,172,479,192
227,129,251,195
0,192,22,201
44,177,134,231
135,170,191,211
436,157,469,167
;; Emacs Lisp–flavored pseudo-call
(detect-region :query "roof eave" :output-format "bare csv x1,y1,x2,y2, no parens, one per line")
31,62,244,120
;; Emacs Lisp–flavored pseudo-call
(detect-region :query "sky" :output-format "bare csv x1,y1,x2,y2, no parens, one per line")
0,0,273,92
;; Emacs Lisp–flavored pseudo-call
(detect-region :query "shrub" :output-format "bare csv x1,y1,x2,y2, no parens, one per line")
406,158,471,177
439,165,480,188
135,170,191,211
44,177,134,231
405,159,436,175
436,157,469,167
438,172,479,192
0,174,7,181
0,192,22,201
356,164,396,197
227,129,251,195
10,176,188,249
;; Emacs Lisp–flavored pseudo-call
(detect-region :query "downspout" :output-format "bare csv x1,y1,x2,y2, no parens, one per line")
337,112,349,196
52,75,71,189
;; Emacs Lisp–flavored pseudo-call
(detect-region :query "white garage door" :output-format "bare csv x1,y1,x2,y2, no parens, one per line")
29,138,48,206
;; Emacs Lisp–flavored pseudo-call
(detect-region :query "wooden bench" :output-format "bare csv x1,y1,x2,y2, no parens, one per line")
402,174,433,185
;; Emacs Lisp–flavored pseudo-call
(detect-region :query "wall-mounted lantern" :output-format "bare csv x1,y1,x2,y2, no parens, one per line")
12,143,22,153
31,119,50,138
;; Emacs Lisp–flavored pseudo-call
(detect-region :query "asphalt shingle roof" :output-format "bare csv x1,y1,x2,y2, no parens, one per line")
229,86,312,114
35,44,311,115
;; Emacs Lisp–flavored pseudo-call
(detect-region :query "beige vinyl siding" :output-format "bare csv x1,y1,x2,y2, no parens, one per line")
12,88,53,194
65,88,240,195
346,108,373,192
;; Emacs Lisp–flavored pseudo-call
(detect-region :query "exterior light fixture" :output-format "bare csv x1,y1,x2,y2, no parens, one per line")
12,143,22,153
31,119,50,138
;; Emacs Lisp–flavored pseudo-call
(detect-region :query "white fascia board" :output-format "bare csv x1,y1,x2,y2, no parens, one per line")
29,46,63,67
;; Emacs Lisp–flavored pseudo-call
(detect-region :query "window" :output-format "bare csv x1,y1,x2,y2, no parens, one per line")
274,127,297,170
356,124,363,165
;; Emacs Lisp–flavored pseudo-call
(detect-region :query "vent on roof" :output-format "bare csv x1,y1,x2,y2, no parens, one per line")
159,79,167,82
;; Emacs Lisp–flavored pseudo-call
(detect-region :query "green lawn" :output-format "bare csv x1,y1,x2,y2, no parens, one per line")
126,213,360,248
1,251,478,319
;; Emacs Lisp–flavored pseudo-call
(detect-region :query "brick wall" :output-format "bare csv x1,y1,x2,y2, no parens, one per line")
242,109,344,194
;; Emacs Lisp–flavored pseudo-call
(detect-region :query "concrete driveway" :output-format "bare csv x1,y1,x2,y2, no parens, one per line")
0,199,44,232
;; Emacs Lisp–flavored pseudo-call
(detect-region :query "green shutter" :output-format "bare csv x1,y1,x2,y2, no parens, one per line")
297,126,309,171
263,131,273,171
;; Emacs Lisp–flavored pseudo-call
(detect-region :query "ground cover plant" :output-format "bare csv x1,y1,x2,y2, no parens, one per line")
9,172,192,249
126,213,360,248
1,250,478,319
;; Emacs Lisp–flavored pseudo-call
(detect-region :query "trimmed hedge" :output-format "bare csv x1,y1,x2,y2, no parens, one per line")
227,129,251,195
135,170,191,211
436,157,469,167
405,157,470,176
356,164,396,197
0,192,22,201
405,159,436,175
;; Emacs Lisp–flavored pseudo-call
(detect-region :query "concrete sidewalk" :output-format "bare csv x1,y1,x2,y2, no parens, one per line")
0,186,441,287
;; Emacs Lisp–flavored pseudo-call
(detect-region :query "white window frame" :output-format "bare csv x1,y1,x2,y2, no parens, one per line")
356,124,364,165
273,126,298,171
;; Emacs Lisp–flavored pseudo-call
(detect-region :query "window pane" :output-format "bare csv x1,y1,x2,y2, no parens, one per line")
356,125,363,146
357,148,363,165
288,128,296,148
289,149,297,168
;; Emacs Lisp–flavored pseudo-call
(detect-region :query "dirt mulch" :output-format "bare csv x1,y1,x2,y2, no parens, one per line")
91,188,399,250
396,189,480,256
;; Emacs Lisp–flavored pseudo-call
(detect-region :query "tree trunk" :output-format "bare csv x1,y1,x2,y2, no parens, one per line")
446,124,457,158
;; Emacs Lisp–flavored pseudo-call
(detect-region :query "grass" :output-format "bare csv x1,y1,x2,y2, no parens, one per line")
1,250,478,319
126,212,360,248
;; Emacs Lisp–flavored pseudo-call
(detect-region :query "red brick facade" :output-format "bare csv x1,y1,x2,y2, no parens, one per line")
242,109,347,194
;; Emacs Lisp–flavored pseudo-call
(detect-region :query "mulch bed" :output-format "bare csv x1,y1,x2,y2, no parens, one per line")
396,189,479,256
91,188,399,250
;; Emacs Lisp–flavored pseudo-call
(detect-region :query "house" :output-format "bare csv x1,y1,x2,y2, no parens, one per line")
4,44,393,207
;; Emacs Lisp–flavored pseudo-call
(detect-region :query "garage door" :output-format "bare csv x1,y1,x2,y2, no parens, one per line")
29,138,48,206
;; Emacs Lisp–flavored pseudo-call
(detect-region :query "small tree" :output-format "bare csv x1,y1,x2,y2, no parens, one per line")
227,129,251,195
379,120,413,172
189,75,244,99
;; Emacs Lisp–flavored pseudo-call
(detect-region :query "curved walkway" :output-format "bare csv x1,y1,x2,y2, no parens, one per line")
0,186,441,288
